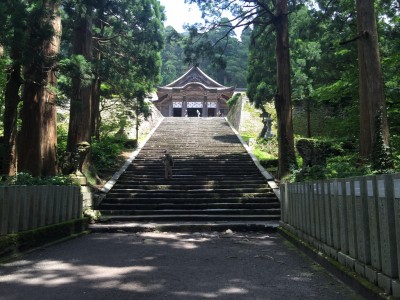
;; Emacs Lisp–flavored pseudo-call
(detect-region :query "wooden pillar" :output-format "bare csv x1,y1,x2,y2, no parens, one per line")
183,97,187,117
203,96,207,117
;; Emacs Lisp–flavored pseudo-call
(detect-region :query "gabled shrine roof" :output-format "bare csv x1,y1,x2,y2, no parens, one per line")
158,66,235,92
155,66,235,103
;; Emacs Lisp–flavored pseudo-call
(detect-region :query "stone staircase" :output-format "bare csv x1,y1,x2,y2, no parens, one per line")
94,117,280,231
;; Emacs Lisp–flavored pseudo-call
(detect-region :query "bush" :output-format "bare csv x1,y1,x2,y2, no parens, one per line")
91,136,126,172
0,173,75,186
227,93,241,108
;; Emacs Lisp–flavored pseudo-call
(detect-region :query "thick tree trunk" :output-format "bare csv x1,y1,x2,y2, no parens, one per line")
91,74,101,140
356,0,389,159
2,62,21,176
91,8,105,141
18,1,61,177
274,0,296,179
67,5,93,154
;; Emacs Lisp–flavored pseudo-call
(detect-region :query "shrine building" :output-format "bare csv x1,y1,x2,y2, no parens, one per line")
154,66,235,117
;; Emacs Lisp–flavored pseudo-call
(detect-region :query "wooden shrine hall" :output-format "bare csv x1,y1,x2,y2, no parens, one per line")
154,66,235,117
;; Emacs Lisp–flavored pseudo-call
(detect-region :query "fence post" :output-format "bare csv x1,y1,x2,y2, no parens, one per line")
19,186,29,231
7,187,19,233
366,176,381,272
393,174,400,280
330,180,341,250
38,186,48,227
338,179,349,254
299,183,306,232
377,174,398,279
345,179,358,259
324,181,333,246
66,186,74,221
318,181,326,243
0,187,9,235
354,177,371,266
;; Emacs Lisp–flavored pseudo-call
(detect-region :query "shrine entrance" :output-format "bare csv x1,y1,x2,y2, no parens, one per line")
208,108,216,117
187,101,203,117
154,66,234,117
187,108,199,117
173,108,182,117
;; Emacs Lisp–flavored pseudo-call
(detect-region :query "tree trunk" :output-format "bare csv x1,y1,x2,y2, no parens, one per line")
356,0,389,159
2,62,21,176
274,0,296,179
91,6,105,141
91,74,101,140
67,5,93,154
18,1,61,177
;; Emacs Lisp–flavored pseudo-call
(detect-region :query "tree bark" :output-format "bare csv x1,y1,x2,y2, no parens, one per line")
356,0,389,159
274,0,296,179
67,4,93,154
18,1,61,176
2,62,21,176
91,6,105,141
91,74,101,140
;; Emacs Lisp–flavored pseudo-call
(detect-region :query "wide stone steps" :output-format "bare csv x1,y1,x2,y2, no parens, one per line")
99,215,279,222
94,117,280,230
99,203,279,210
101,197,275,204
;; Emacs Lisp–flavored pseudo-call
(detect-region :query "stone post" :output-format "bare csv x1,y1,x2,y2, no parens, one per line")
346,180,358,259
377,175,398,278
338,179,349,254
354,177,371,265
330,180,341,250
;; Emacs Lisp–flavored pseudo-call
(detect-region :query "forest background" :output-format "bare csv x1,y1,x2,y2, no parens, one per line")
0,0,399,184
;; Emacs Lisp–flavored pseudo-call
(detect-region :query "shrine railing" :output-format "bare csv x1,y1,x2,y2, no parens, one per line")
280,173,400,296
0,185,82,235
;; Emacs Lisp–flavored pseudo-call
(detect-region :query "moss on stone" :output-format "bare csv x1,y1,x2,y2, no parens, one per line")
0,218,89,261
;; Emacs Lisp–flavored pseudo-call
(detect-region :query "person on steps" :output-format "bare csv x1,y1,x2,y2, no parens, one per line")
161,150,174,179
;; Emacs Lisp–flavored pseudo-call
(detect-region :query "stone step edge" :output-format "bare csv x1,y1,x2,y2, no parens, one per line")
101,117,164,193
89,221,279,233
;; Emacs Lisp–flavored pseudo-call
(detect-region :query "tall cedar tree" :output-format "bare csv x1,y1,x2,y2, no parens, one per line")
62,0,163,179
18,1,61,176
0,1,27,175
185,0,297,178
66,2,93,155
356,0,391,161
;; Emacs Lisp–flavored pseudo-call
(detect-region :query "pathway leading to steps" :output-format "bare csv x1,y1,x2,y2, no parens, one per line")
94,117,280,231
0,232,361,300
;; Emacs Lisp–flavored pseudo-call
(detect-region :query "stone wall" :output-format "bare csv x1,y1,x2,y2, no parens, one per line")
226,93,243,131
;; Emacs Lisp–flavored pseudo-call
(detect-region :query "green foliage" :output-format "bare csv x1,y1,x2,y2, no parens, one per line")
227,93,241,107
161,22,250,87
91,136,127,172
57,55,93,105
0,173,75,186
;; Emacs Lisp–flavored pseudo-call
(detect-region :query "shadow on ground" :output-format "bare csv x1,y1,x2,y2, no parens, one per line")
0,232,360,300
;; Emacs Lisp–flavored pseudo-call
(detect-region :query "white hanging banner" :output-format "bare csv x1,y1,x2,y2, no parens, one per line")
187,102,203,108
173,102,182,108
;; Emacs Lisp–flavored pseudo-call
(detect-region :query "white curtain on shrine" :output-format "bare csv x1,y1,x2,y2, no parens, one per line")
187,102,203,108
